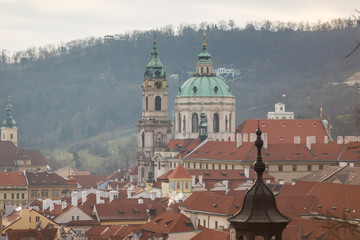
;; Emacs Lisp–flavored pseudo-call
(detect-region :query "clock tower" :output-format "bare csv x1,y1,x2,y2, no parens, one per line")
136,39,172,186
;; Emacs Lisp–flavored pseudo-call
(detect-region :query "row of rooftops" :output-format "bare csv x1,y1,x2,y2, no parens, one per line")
0,170,75,187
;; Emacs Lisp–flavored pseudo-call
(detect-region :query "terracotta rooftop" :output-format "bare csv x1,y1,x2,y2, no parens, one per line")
6,228,58,240
25,171,69,186
0,171,27,187
298,165,360,185
140,211,195,234
73,175,106,189
127,165,138,175
191,228,230,240
0,141,18,166
236,119,330,144
167,164,192,179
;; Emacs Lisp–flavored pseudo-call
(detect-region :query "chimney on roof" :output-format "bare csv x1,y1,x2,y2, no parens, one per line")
294,136,301,144
306,136,316,150
71,192,78,207
199,175,203,185
49,201,54,212
337,136,344,144
191,176,196,187
109,191,118,202
324,136,329,143
262,133,268,149
243,133,248,142
61,201,67,210
244,168,249,179
236,133,242,148
250,133,256,142
127,188,135,198
150,190,157,201
96,191,103,204
82,191,87,205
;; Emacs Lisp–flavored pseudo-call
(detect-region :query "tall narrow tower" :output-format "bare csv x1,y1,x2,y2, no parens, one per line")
1,96,18,146
136,39,172,186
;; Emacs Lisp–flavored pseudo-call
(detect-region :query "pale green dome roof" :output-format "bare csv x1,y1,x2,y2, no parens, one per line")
177,76,234,97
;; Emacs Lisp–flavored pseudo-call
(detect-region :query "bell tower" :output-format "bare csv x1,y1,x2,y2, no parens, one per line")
136,39,172,186
1,96,18,146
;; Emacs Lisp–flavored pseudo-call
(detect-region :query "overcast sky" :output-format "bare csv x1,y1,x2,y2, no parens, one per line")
1,0,359,52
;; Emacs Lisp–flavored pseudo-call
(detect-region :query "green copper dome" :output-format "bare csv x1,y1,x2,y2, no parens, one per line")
144,40,165,79
177,76,234,97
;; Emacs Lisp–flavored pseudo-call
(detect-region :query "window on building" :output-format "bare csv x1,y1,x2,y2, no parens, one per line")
200,163,202,169
307,165,312,171
176,182,180,190
16,193,19,199
203,219,206,227
206,164,208,169
183,116,186,132
232,165,235,170
319,164,323,170
278,165,283,172
178,113,181,132
218,164,221,170
229,114,232,133
29,217,31,222
4,193,6,199
212,163,215,169
10,134,13,139
2,134,4,139
193,163,196,169
158,162,161,170
201,67,203,74
188,162,190,168
72,216,74,221
192,113,199,132
225,164,228,170
41,190,48,197
155,96,161,111
52,190,59,197
141,132,145,148
36,216,40,222
185,182,189,190
225,116,228,132
77,216,80,221
170,162,172,168
213,113,219,133
198,219,201,227
292,165,297,171
21,193,25,199
215,221,218,229
11,193,14,199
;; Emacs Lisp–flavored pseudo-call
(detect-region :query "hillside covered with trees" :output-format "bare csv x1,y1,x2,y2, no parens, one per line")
0,19,359,173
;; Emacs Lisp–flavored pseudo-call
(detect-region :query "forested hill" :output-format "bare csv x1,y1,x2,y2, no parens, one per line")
1,19,360,151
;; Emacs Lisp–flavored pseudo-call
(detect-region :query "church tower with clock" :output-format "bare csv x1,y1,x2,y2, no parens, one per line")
136,39,172,186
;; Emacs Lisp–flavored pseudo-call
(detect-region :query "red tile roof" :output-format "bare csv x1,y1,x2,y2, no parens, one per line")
236,119,330,144
127,165,138,175
0,171,27,187
191,228,230,240
167,164,192,179
6,228,58,240
16,149,49,165
73,175,106,189
180,191,244,216
25,171,69,186
0,141,17,166
140,211,195,234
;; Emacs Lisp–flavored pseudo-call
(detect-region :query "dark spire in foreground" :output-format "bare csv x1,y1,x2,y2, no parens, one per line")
228,128,290,240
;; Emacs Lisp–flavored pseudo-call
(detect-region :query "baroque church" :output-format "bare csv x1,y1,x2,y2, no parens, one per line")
136,34,236,186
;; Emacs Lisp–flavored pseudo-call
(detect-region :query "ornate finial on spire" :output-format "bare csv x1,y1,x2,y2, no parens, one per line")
153,33,156,46
202,31,207,48
254,128,265,176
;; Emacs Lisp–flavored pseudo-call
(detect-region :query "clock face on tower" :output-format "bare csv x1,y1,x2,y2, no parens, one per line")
154,80,162,89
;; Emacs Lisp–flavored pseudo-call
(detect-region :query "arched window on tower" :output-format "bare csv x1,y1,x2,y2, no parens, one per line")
142,132,145,148
213,113,219,133
178,113,181,132
207,67,209,74
229,113,232,133
225,116,228,132
145,96,148,111
141,167,145,180
183,116,186,132
155,96,161,111
201,67,203,74
192,113,199,133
